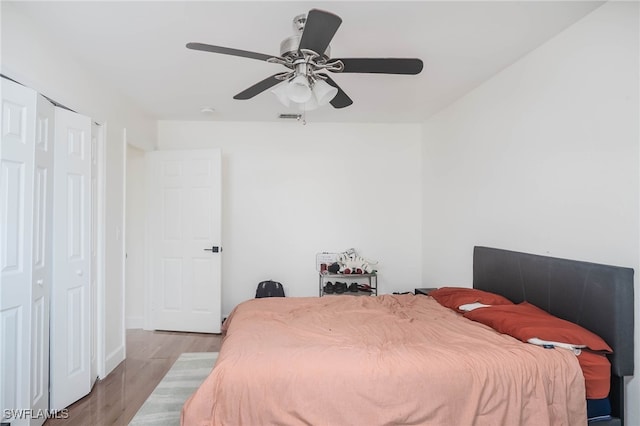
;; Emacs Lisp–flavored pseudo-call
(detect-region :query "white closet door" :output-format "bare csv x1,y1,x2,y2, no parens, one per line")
1,78,36,426
30,94,55,425
50,107,92,411
148,149,222,333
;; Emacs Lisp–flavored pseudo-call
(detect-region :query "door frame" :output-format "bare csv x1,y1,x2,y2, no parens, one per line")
94,122,107,379
143,149,152,330
120,129,127,354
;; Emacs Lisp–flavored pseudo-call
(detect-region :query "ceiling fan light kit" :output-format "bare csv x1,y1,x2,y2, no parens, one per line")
287,73,313,103
313,80,339,106
186,8,423,115
270,72,339,111
271,83,291,108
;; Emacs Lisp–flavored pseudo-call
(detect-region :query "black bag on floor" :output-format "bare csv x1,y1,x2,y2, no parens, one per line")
255,280,285,298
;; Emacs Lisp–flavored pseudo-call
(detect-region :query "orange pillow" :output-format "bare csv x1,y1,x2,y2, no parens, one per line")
463,302,613,398
429,287,513,312
463,302,613,353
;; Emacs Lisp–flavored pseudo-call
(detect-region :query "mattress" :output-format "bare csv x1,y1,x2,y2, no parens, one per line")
182,294,587,425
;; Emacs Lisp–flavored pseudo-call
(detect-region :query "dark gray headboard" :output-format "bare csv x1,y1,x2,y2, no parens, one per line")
473,246,634,377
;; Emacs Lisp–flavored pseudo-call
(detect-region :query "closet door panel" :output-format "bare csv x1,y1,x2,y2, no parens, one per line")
1,79,36,426
30,95,54,424
50,107,91,411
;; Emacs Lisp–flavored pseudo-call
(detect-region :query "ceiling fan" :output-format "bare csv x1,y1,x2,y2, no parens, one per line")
186,9,423,110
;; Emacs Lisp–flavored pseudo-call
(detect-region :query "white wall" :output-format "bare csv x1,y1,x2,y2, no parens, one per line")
125,144,146,328
156,121,422,316
421,2,639,423
2,3,157,376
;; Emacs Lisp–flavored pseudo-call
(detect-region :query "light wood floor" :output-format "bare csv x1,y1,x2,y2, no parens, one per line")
44,329,223,426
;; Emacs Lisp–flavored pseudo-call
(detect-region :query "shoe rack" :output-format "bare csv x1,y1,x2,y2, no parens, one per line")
319,273,378,297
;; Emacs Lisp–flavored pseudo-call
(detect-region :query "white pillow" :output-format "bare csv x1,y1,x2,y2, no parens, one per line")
458,302,491,312
527,337,586,355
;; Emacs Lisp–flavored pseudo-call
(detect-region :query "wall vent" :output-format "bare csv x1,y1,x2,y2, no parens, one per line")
278,113,302,120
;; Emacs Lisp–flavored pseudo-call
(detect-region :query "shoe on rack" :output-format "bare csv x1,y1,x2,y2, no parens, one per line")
335,282,347,294
323,282,335,294
357,284,372,293
348,283,359,292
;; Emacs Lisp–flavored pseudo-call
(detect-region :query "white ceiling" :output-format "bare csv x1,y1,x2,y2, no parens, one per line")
7,1,604,123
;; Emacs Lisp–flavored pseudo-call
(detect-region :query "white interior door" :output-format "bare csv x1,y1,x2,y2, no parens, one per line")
148,149,222,333
50,107,92,411
1,78,36,426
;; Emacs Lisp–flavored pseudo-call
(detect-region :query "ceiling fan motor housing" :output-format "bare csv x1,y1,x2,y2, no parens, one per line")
280,35,331,60
280,13,331,60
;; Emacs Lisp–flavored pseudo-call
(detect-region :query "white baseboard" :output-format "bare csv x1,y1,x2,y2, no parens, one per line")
126,315,144,329
104,344,125,378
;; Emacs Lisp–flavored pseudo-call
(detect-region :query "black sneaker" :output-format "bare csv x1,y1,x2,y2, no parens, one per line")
335,282,347,294
348,283,359,292
323,282,335,294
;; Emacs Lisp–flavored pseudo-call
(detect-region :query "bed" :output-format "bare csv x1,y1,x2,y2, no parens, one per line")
182,246,634,425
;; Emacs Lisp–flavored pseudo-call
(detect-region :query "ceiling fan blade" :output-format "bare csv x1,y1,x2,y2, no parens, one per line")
320,74,353,109
233,74,282,100
334,58,424,75
186,42,275,62
299,9,342,56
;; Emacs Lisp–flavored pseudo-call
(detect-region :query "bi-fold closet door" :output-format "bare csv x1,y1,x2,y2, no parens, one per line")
1,78,54,426
1,78,92,425
50,106,92,411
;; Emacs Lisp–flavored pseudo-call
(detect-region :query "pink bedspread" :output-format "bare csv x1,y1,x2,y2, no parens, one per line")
182,295,587,425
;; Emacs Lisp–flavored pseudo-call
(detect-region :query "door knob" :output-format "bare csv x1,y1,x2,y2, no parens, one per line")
203,246,221,253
